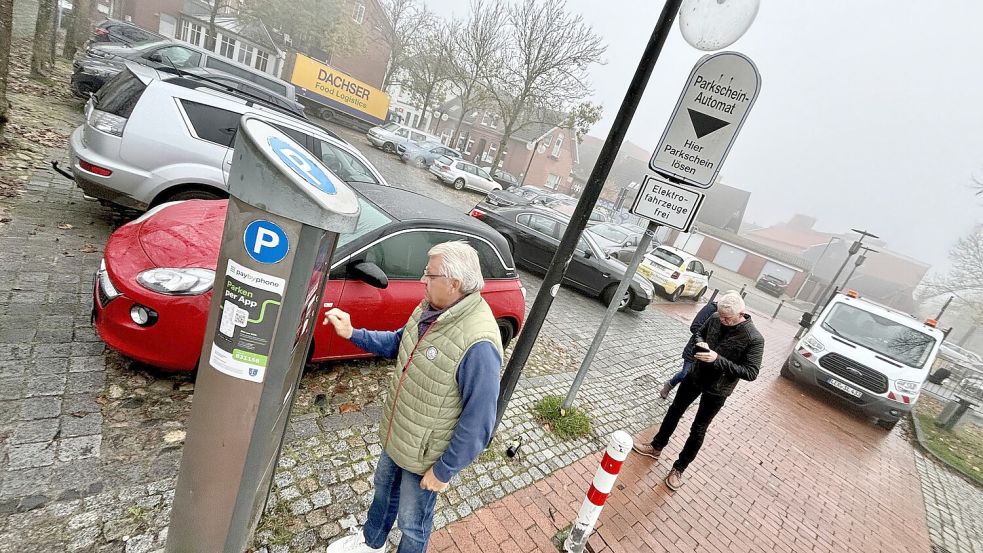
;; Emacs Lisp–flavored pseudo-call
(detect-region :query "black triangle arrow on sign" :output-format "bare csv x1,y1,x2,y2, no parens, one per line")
688,108,730,139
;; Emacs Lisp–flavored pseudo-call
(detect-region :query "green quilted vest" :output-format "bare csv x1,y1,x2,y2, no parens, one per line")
377,292,503,475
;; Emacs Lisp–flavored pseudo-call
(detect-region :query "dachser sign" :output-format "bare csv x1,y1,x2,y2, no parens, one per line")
289,54,390,125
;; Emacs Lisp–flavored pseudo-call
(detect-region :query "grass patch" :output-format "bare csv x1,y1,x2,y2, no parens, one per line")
255,497,294,546
126,506,148,523
914,396,983,485
533,395,591,440
552,524,573,551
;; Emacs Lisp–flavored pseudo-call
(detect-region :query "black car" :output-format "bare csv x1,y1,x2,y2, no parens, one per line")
91,19,166,47
483,167,520,188
485,185,548,207
755,274,788,297
469,201,654,311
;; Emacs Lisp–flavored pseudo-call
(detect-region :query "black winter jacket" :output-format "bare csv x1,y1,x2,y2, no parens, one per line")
689,313,764,397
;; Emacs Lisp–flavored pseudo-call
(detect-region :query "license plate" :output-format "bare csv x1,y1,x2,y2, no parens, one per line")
827,378,862,398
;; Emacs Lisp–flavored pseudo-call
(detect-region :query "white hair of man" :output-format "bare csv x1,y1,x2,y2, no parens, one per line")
428,241,485,295
716,292,746,315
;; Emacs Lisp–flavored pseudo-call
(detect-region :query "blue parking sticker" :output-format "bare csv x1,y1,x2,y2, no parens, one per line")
243,220,289,264
267,136,336,195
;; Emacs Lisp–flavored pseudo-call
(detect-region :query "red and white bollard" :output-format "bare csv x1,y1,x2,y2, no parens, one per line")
564,430,632,553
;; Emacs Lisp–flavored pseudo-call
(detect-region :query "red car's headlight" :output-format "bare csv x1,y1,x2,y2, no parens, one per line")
137,268,214,295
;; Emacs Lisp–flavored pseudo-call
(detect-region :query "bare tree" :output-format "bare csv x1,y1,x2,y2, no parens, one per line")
243,0,365,59
380,0,434,90
401,20,454,131
447,0,506,148
484,0,606,172
928,226,983,300
0,0,12,139
63,0,94,59
204,0,235,52
31,0,56,77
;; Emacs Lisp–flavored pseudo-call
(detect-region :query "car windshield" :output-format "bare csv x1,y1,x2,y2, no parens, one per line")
589,224,630,246
381,122,400,131
649,248,684,267
821,303,938,368
337,197,392,249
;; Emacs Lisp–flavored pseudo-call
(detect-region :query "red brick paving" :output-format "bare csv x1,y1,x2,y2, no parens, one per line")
430,302,931,552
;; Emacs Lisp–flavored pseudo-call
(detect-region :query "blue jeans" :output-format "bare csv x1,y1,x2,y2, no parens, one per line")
363,451,439,553
668,359,694,387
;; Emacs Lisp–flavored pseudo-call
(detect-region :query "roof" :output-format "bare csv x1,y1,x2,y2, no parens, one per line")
696,225,812,270
181,1,279,52
745,221,837,254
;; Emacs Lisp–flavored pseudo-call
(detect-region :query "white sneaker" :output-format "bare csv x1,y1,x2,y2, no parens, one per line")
325,532,386,553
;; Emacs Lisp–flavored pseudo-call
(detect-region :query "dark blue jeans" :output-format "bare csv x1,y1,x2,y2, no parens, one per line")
651,375,727,472
668,359,695,387
363,451,439,553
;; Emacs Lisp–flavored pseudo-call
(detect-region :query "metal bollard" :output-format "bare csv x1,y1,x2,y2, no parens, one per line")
739,284,747,298
564,431,632,553
772,300,784,320
707,288,719,304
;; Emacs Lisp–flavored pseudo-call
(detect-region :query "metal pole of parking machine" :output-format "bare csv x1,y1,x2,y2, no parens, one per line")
166,116,359,553
563,221,660,410
495,0,684,429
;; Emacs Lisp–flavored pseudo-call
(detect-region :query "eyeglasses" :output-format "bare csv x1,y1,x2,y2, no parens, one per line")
422,273,448,280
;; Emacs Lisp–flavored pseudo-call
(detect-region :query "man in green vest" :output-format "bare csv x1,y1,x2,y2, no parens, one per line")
324,241,503,553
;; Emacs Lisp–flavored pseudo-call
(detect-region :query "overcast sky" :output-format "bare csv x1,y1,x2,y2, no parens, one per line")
423,0,981,269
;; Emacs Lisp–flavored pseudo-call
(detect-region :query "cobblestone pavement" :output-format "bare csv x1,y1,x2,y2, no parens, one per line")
0,119,980,552
914,448,983,553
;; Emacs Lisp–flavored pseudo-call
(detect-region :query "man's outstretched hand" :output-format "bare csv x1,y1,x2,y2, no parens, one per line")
323,308,354,339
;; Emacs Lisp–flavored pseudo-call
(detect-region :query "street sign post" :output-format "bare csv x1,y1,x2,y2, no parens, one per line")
629,175,705,232
650,51,761,189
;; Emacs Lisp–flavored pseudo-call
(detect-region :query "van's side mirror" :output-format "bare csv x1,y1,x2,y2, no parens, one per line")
349,261,389,289
582,249,592,259
147,53,163,63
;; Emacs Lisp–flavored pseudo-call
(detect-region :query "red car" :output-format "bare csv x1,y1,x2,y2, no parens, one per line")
93,183,526,371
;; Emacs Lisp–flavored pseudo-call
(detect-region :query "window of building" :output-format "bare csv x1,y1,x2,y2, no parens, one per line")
456,135,467,151
219,35,236,58
255,50,269,72
542,133,553,148
552,133,564,157
352,2,366,24
441,130,452,146
237,44,254,66
480,112,491,126
545,174,561,190
484,143,498,162
180,20,203,46
465,139,475,155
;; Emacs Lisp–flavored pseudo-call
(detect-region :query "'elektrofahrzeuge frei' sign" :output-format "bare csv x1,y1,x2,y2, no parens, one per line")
650,51,760,189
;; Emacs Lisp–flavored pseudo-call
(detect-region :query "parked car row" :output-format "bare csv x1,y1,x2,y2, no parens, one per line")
63,54,529,372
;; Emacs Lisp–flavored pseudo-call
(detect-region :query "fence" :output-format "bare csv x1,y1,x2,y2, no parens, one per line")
925,354,983,412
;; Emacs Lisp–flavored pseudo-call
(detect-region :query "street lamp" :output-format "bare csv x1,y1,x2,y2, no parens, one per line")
679,0,761,51
796,228,879,338
840,246,877,290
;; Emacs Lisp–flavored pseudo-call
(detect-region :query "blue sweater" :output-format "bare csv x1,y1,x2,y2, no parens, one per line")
351,327,501,483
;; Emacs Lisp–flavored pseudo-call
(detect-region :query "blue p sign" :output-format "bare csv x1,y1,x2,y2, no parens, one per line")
267,136,336,195
243,220,289,264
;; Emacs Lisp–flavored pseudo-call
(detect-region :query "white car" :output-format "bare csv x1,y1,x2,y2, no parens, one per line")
637,246,710,302
429,156,501,193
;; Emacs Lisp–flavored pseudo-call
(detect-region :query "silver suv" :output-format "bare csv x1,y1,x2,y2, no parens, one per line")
68,63,386,210
366,122,441,154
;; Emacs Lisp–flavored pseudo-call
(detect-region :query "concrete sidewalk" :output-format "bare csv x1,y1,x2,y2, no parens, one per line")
429,305,933,553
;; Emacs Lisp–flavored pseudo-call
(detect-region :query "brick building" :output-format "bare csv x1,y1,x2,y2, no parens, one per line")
317,0,391,89
501,122,579,193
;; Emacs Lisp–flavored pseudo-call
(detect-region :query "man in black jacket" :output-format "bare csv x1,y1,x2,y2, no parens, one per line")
633,293,764,490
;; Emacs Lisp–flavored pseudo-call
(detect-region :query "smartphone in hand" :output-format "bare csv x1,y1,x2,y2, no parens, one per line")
694,344,710,354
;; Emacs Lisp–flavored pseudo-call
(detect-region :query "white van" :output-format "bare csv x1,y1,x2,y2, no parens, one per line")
782,290,944,430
